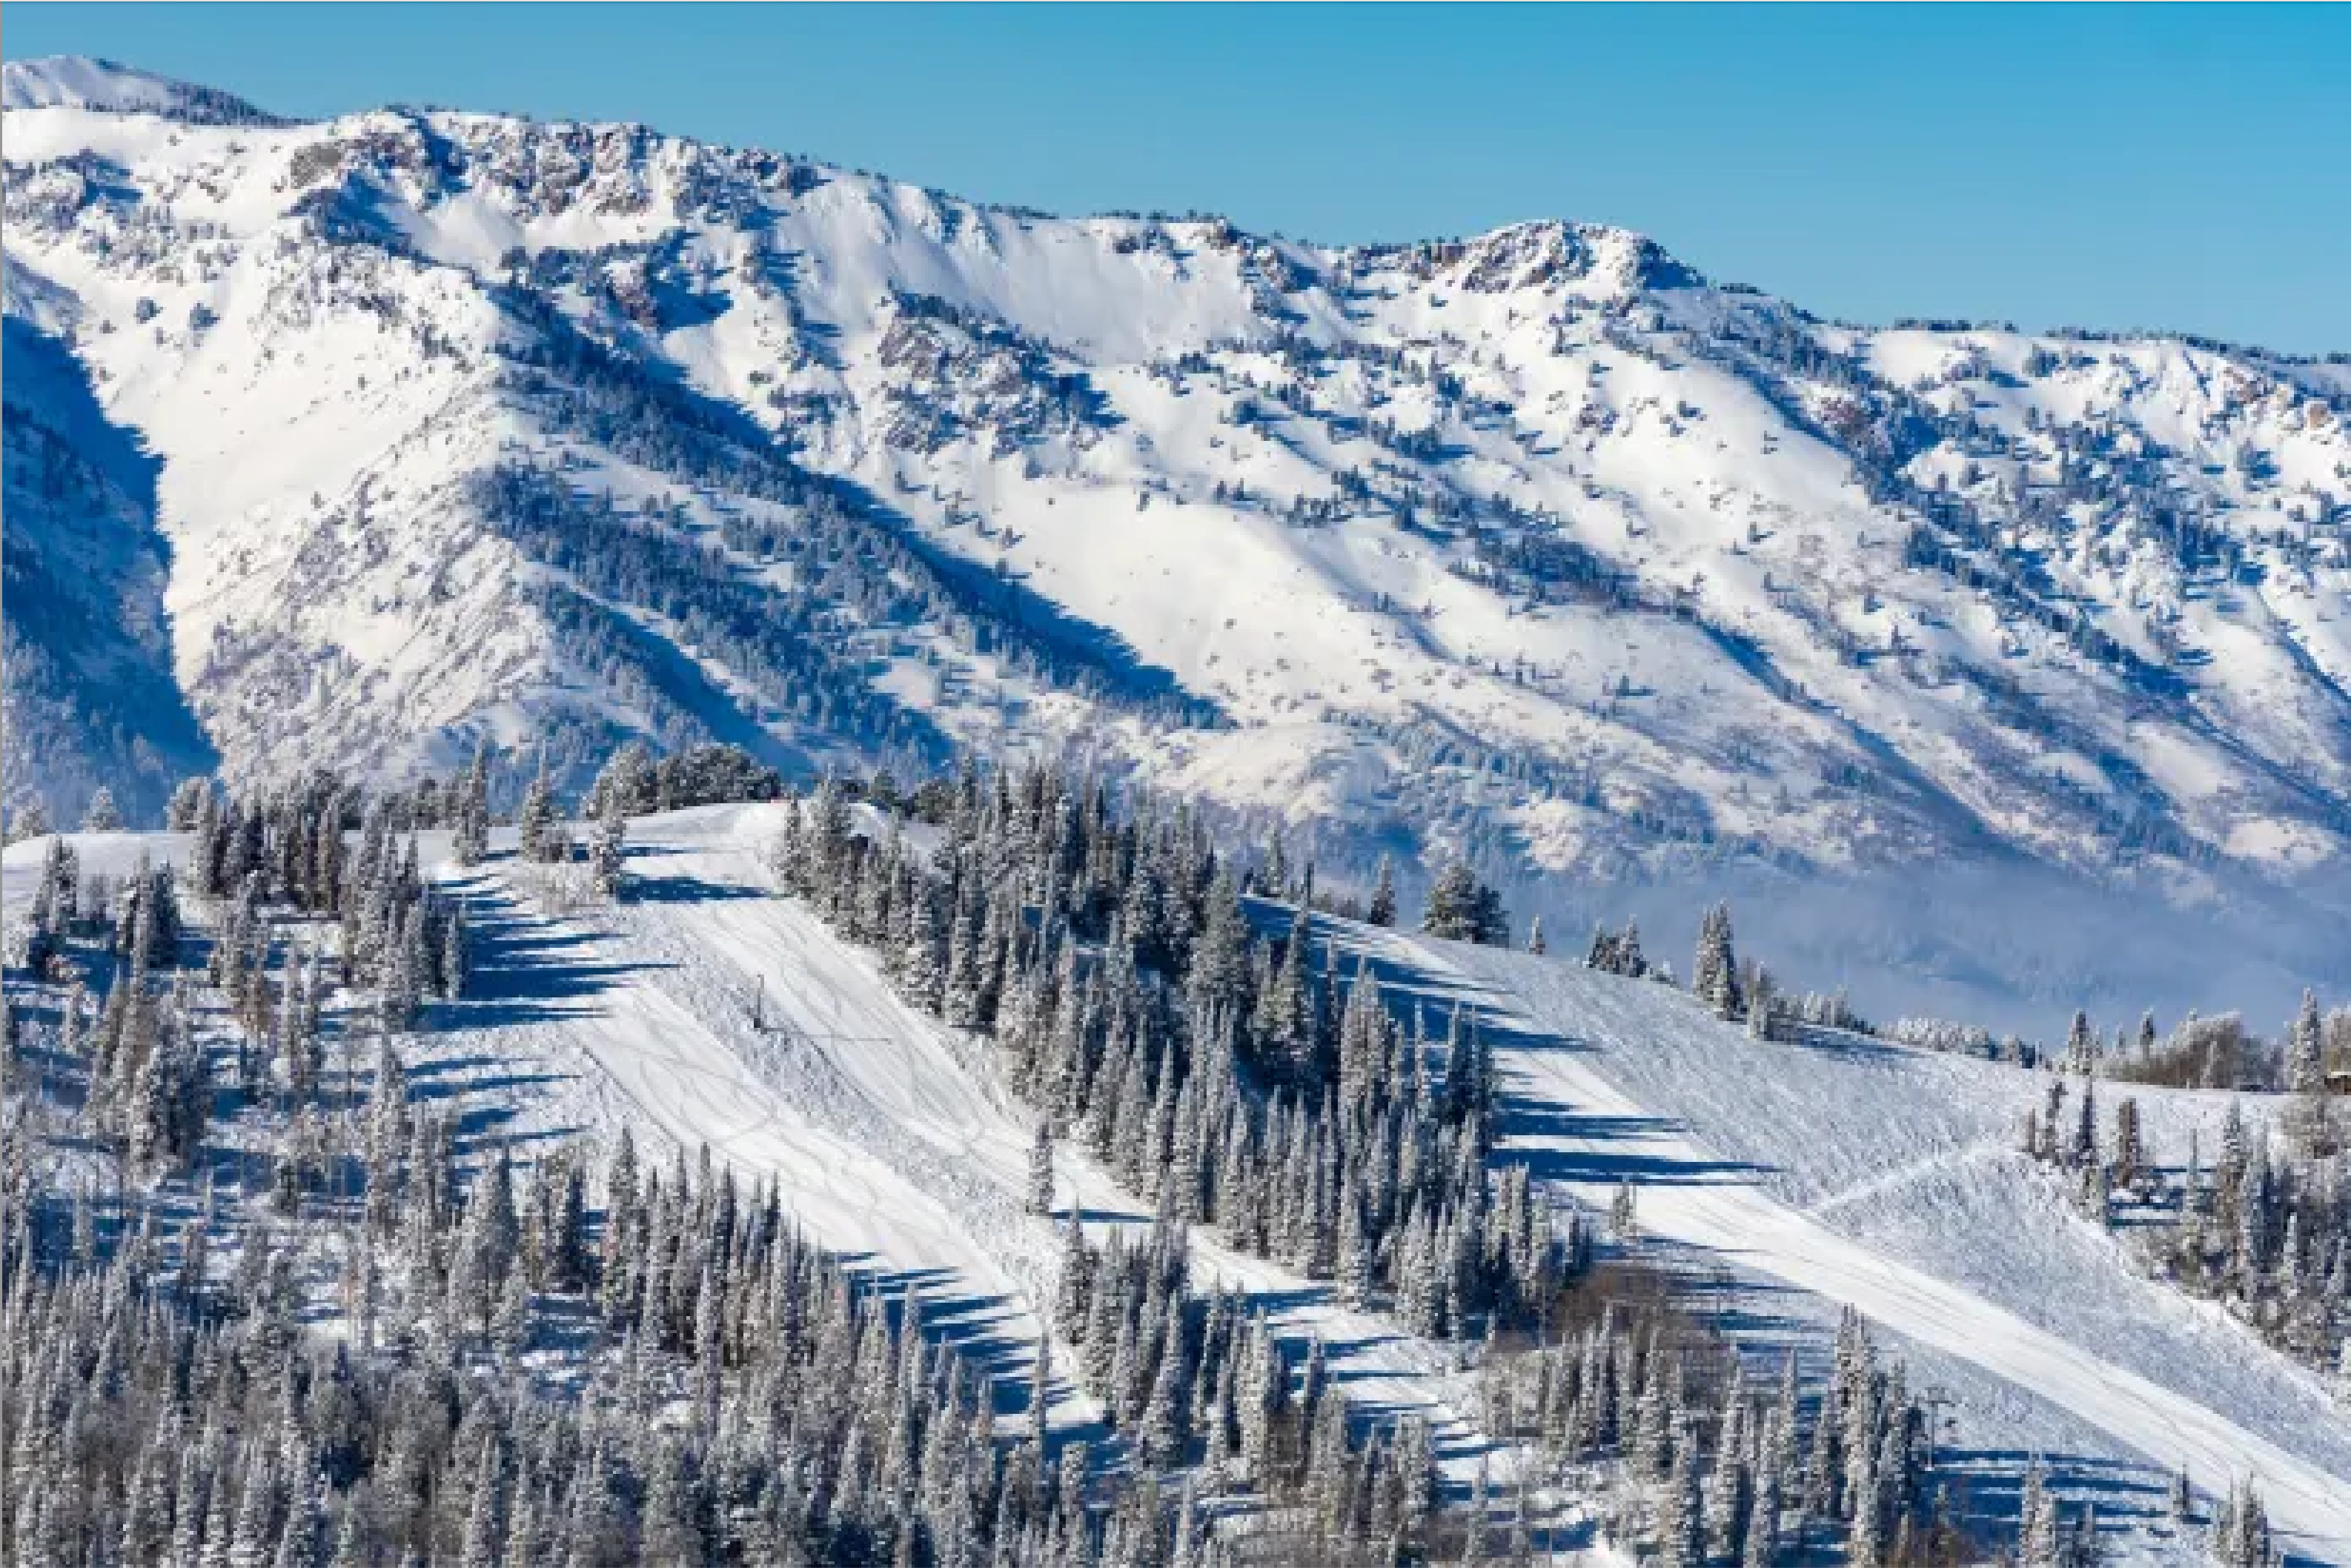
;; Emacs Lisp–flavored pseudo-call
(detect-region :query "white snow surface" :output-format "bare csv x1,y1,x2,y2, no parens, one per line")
0,56,279,122
1,57,190,113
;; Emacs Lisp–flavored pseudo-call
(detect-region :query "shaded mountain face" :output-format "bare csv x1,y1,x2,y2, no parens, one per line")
4,59,2347,900
3,260,214,826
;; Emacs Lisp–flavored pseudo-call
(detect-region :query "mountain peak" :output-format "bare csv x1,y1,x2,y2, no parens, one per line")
2,53,2346,926
1,55,286,125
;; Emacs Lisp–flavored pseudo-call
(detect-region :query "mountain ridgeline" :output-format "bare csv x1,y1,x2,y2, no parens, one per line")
4,56,2350,1026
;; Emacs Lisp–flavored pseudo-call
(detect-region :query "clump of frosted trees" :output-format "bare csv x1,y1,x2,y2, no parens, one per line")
1420,860,1511,946
769,765,1576,1343
1482,1305,1983,1568
10,770,474,1203
2018,997,2351,1383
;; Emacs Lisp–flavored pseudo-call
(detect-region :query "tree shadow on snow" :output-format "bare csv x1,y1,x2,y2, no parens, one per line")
1775,1021,1910,1065
858,1265,1038,1415
621,872,768,905
1244,899,1529,1032
1496,1102,1773,1187
438,882,674,1024
1931,1446,2190,1552
411,1071,571,1109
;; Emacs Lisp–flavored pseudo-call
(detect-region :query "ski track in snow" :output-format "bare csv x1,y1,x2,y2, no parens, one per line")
1798,1144,2005,1222
430,806,1493,1461
1394,934,2351,1558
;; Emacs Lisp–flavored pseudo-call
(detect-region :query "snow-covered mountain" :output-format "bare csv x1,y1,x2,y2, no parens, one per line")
0,54,279,123
4,58,2348,1015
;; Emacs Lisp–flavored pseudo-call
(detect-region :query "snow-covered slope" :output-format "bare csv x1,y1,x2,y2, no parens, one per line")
2,259,216,824
4,56,2348,1020
0,811,1499,1468
0,56,281,123
1418,934,2351,1553
434,817,2351,1558
11,811,2346,1560
418,804,1491,1459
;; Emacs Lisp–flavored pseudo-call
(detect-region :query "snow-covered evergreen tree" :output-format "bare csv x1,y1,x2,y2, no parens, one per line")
452,744,492,866
1027,1120,1057,1217
517,757,563,865
1421,860,1507,946
82,785,125,831
1367,855,1398,929
4,797,52,843
1691,903,1743,1020
2020,1458,2060,1568
588,793,628,899
167,776,212,831
2285,989,2335,1155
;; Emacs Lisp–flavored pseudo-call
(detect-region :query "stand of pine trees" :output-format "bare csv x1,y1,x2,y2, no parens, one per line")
1584,919,1650,980
9,771,473,1213
767,767,1577,1343
0,830,1436,1568
1484,1305,1972,1568
2020,1023,2351,1385
0,1026,1493,1568
0,1120,1253,1568
1045,1210,1445,1540
2145,1091,2350,1379
182,776,473,1040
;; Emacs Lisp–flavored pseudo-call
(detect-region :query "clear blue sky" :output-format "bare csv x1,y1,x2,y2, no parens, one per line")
10,4,2347,352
